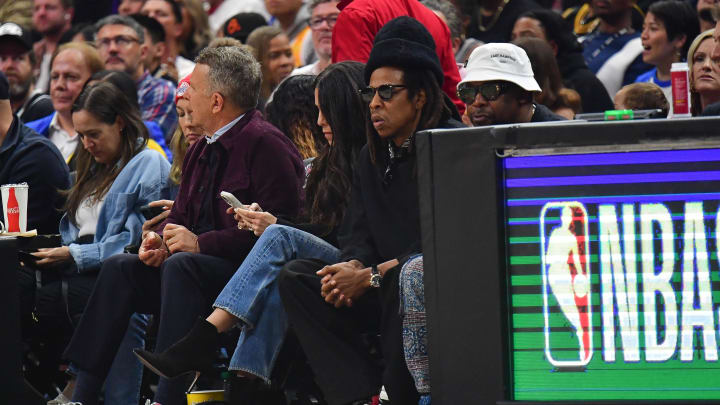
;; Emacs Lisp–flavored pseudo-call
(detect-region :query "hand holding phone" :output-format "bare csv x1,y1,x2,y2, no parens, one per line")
220,191,244,209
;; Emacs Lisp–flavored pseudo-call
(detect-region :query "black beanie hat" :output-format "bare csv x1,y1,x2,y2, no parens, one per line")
0,71,8,100
364,16,444,86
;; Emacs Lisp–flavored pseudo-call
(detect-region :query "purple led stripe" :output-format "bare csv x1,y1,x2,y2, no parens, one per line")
504,149,720,169
507,193,720,206
506,171,720,188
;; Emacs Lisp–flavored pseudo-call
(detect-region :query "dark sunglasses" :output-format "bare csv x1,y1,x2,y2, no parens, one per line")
358,84,407,103
457,82,509,104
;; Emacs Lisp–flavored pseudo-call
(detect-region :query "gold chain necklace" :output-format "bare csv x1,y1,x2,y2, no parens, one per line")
477,0,511,32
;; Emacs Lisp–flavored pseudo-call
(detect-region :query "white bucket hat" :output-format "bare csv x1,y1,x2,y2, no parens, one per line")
458,43,541,93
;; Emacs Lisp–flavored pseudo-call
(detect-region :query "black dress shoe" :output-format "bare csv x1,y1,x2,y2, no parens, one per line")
134,317,219,382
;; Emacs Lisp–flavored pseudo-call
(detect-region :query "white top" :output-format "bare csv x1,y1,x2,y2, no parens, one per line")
75,195,105,238
48,113,78,162
291,61,320,76
208,0,271,33
176,55,196,80
36,52,52,94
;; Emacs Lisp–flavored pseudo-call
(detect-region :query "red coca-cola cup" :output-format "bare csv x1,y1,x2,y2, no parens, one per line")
1,183,28,233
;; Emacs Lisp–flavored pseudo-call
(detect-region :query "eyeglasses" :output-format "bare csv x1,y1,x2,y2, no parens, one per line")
358,84,407,103
457,82,509,104
308,14,339,29
96,35,140,49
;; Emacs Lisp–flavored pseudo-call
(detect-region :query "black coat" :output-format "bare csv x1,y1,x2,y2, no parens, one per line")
338,118,464,266
558,52,614,113
0,117,70,234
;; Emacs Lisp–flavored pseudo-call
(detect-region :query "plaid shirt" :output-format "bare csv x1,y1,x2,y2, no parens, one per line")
136,72,178,141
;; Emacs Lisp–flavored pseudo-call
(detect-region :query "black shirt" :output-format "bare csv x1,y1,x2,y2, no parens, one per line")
531,104,568,122
467,0,543,43
0,117,70,234
558,52,614,113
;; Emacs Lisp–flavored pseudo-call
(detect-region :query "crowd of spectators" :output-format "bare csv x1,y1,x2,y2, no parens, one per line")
0,0,718,404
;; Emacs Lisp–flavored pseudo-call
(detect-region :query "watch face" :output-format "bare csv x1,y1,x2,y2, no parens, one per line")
370,274,381,288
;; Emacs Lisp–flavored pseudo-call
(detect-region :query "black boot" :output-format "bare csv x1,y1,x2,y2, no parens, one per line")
134,317,219,380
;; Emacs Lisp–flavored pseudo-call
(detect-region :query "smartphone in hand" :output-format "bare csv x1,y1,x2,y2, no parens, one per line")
140,204,166,220
220,191,244,209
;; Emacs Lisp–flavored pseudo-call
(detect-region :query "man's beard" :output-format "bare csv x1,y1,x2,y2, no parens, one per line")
9,78,32,103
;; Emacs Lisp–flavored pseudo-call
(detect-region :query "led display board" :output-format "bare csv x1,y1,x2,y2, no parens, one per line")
505,148,720,400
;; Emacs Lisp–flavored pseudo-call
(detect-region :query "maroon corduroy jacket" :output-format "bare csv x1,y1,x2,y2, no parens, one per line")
163,109,305,265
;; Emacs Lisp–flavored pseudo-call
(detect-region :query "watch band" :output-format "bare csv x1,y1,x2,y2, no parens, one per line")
370,265,381,288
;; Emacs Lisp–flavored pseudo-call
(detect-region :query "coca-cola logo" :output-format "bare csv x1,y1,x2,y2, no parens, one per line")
7,207,19,214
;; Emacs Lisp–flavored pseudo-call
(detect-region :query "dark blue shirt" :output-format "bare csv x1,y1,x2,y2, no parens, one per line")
0,117,71,234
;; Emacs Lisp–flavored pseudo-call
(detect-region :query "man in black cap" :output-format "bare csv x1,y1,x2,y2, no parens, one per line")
0,70,69,234
278,16,462,405
0,22,53,123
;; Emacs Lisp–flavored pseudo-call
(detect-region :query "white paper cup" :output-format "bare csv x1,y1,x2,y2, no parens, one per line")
1,183,28,233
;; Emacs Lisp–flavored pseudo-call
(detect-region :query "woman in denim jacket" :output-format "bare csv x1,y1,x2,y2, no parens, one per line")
25,82,172,390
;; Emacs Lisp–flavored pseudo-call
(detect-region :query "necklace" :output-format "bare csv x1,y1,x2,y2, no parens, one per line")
477,0,511,32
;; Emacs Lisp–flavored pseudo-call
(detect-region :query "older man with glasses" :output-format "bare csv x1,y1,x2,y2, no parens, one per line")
458,42,565,127
96,14,177,142
291,0,339,76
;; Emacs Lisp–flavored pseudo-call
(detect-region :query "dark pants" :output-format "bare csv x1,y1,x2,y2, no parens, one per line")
278,259,419,405
19,262,97,395
64,252,237,405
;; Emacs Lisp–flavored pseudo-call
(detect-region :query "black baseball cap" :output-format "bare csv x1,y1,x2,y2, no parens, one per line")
0,22,33,51
222,13,267,43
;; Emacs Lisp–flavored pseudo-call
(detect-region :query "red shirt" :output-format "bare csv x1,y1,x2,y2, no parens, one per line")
332,0,465,114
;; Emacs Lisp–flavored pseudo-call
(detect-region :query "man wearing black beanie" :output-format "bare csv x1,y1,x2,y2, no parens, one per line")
0,71,70,235
279,16,462,405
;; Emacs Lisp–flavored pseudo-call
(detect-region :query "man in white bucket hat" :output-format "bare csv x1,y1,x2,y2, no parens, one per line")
457,42,565,126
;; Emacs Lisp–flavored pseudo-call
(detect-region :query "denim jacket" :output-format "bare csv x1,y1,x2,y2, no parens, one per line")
60,148,172,272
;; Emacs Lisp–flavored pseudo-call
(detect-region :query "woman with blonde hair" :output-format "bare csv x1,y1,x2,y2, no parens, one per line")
687,30,720,116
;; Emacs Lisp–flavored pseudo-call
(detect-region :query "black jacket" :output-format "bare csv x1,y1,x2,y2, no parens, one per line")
531,104,567,122
467,0,543,43
0,117,71,234
338,118,464,266
558,52,614,113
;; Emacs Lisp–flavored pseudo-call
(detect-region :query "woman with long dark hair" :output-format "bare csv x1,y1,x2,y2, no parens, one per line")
134,61,368,386
23,82,172,395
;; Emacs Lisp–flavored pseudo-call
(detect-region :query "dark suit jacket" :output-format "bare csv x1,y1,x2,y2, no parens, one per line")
165,109,305,265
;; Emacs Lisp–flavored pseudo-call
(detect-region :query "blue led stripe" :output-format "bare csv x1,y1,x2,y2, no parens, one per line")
506,171,720,188
504,149,720,169
507,192,720,206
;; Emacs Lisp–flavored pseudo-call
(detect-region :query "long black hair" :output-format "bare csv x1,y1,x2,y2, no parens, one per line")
266,74,325,159
305,61,368,230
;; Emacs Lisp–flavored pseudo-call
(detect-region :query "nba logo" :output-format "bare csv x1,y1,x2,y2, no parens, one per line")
540,202,593,367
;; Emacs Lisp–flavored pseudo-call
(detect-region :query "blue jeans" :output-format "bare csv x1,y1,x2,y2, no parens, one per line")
105,313,147,405
213,224,340,382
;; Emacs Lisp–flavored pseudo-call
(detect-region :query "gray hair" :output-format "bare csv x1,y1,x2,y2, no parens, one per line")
421,0,463,40
195,46,262,110
95,15,145,43
309,0,336,13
